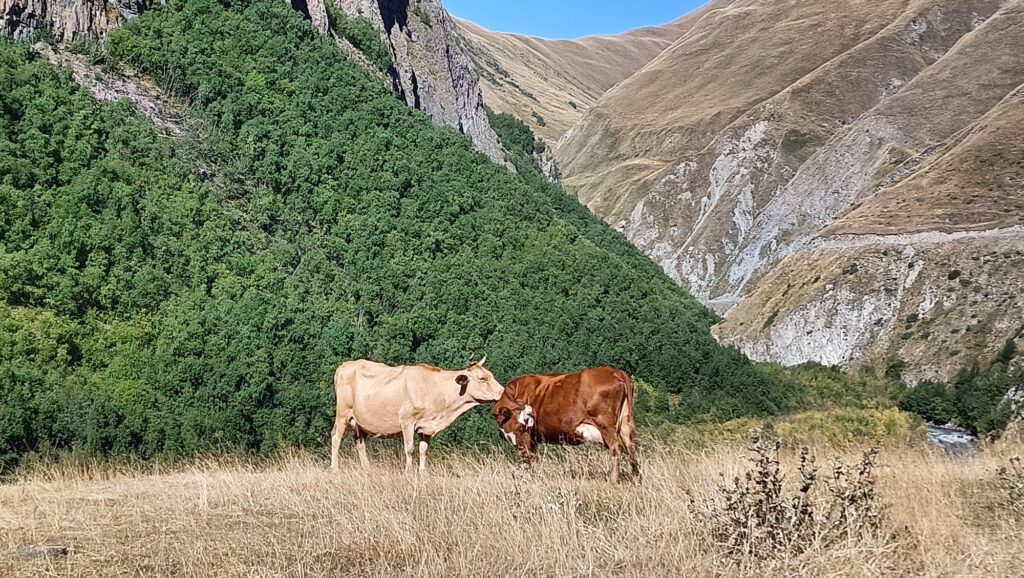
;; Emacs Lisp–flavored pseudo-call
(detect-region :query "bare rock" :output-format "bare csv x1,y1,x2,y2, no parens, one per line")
34,42,186,135
333,0,505,164
0,0,161,41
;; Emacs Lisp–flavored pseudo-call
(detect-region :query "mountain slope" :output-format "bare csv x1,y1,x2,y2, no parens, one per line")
0,1,793,471
0,0,509,163
552,0,1022,379
716,80,1024,383
454,3,724,146
0,0,142,40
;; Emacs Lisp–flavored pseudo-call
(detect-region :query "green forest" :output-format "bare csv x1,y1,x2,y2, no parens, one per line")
0,0,799,472
899,340,1021,435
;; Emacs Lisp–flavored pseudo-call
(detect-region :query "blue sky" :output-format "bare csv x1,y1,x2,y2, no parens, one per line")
445,0,708,40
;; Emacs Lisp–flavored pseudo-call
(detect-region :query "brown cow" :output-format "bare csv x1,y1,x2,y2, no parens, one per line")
492,366,640,482
331,357,503,473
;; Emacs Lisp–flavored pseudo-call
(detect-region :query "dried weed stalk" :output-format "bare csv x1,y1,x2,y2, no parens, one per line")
698,428,884,560
997,455,1023,513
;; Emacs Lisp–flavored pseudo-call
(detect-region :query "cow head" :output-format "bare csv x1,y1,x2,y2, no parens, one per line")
457,356,504,402
493,399,536,458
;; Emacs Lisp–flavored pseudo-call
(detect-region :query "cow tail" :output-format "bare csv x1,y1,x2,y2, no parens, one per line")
333,363,345,400
331,364,344,430
616,370,641,478
616,370,637,441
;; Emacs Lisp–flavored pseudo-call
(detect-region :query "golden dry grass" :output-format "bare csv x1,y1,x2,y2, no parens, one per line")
2,440,1022,577
455,7,712,145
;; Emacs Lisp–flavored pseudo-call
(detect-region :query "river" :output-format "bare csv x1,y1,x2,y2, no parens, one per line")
926,423,977,456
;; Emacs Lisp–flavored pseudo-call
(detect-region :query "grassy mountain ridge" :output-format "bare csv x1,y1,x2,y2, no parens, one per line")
0,0,792,472
453,2,723,147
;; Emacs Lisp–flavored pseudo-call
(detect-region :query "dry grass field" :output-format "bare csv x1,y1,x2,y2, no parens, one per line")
2,438,1022,577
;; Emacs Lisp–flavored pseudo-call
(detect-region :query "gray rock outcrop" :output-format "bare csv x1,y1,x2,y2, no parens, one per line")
332,0,503,164
0,0,158,40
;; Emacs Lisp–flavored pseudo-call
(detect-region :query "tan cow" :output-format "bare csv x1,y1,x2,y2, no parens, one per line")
330,357,503,473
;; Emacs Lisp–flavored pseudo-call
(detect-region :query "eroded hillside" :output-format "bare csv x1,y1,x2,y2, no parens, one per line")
548,0,1023,379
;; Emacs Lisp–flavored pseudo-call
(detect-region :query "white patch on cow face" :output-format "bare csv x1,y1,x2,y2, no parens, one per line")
517,405,535,427
502,431,517,446
575,424,603,445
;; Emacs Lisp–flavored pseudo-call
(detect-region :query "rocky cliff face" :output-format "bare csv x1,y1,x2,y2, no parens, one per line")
332,0,503,164
0,0,155,40
1,0,504,163
553,0,1024,379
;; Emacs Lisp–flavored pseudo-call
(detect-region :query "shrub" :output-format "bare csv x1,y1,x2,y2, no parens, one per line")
997,339,1018,364
486,107,537,156
899,380,956,424
411,2,432,27
781,130,817,159
885,358,907,381
761,362,905,413
997,455,1024,514
696,429,884,560
773,408,921,446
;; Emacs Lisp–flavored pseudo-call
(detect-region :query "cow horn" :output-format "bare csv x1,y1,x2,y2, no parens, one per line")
479,354,487,366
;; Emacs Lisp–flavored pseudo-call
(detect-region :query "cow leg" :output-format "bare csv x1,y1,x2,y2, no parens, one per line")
418,434,432,473
402,423,416,475
608,448,622,484
619,423,641,480
330,415,348,470
599,427,622,484
625,440,641,480
354,429,370,469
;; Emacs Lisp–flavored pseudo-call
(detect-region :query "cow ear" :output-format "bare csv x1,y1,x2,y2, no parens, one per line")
455,374,469,396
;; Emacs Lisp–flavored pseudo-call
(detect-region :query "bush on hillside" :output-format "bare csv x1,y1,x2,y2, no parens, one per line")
486,107,539,157
762,362,905,412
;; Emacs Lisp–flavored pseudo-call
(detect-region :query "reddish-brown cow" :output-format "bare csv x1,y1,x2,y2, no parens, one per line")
492,366,640,482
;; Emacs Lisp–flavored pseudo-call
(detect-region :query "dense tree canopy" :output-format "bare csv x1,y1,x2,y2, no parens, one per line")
0,0,795,472
898,342,1022,435
487,108,541,157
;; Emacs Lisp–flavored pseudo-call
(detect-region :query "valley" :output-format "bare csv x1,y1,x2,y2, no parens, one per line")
0,1,1023,574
